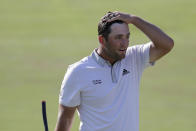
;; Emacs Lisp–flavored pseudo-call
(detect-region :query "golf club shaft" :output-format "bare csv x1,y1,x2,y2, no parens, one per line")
42,101,49,131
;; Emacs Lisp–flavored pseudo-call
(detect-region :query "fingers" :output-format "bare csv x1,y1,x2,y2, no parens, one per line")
106,11,131,23
108,16,120,22
113,11,121,18
107,12,121,22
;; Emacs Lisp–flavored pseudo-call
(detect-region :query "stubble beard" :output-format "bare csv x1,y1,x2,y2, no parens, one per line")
104,42,125,62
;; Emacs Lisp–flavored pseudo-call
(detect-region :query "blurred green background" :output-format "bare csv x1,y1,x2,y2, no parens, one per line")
0,0,195,130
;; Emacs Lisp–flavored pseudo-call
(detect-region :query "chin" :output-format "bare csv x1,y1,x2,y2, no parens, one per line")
117,54,126,60
118,51,126,59
113,52,126,61
121,55,126,59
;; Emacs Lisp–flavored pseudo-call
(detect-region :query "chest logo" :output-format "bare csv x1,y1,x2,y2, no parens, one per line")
92,80,102,85
122,69,130,76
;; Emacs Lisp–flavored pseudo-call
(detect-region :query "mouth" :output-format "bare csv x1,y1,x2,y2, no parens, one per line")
119,48,127,52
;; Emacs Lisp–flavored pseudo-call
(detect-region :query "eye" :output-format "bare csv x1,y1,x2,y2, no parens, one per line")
115,35,122,39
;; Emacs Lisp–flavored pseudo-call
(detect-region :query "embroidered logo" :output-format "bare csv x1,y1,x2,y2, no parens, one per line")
122,69,130,76
92,80,102,85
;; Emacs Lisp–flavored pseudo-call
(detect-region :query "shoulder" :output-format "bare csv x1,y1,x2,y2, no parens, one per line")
126,42,152,56
125,43,152,60
67,56,95,76
122,43,152,65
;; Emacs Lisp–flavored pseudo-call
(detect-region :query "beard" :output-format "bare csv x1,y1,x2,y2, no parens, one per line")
103,42,126,62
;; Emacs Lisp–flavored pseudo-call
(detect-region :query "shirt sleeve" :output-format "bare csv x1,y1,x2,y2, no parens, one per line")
59,65,81,107
127,42,155,71
136,42,155,69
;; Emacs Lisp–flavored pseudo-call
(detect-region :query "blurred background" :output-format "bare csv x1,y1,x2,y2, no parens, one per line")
0,0,195,130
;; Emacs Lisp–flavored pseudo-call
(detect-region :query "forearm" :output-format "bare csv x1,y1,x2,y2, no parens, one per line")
55,116,73,131
55,109,74,131
131,16,174,50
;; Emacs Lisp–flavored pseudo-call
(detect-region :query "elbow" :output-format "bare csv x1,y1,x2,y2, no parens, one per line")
166,38,174,51
170,38,174,49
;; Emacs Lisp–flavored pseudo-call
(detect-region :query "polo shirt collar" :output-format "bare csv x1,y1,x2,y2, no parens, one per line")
91,49,112,67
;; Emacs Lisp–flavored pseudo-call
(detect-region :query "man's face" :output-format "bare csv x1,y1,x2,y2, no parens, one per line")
103,23,130,61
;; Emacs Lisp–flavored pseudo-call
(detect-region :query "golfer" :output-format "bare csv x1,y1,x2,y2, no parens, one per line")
55,11,174,131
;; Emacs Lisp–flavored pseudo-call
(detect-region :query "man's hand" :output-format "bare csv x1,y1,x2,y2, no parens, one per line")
108,11,135,24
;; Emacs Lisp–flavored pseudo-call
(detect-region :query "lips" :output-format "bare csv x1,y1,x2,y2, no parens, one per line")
119,49,126,51
119,48,127,52
118,49,127,56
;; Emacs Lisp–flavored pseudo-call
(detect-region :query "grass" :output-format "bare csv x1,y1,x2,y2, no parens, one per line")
0,0,195,130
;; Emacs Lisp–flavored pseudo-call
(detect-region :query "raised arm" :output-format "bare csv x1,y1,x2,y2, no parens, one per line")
55,104,77,131
109,11,174,62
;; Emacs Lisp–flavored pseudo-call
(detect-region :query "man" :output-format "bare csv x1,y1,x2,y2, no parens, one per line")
55,11,174,131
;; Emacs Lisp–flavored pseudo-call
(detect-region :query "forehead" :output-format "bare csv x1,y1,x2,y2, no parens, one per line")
109,23,130,36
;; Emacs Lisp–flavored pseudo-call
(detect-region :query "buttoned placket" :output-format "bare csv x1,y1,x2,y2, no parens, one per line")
91,49,120,83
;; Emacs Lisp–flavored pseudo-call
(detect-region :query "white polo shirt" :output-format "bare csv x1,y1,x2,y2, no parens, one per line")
59,42,154,131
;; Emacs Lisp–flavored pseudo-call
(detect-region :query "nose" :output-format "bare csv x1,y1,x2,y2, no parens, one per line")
120,38,129,47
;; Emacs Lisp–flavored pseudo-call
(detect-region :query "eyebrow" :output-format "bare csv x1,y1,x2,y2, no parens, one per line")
115,32,130,37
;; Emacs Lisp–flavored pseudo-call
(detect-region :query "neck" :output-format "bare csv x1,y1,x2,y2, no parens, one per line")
96,47,116,65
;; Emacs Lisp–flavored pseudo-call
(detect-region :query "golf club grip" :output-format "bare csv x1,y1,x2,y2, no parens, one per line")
42,101,49,131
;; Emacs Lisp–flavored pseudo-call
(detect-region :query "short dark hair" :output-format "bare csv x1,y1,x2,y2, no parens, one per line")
98,11,125,41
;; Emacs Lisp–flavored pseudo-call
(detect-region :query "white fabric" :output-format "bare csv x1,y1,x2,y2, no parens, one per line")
59,42,154,131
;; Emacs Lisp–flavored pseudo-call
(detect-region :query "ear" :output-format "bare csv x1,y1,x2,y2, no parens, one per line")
98,35,105,45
